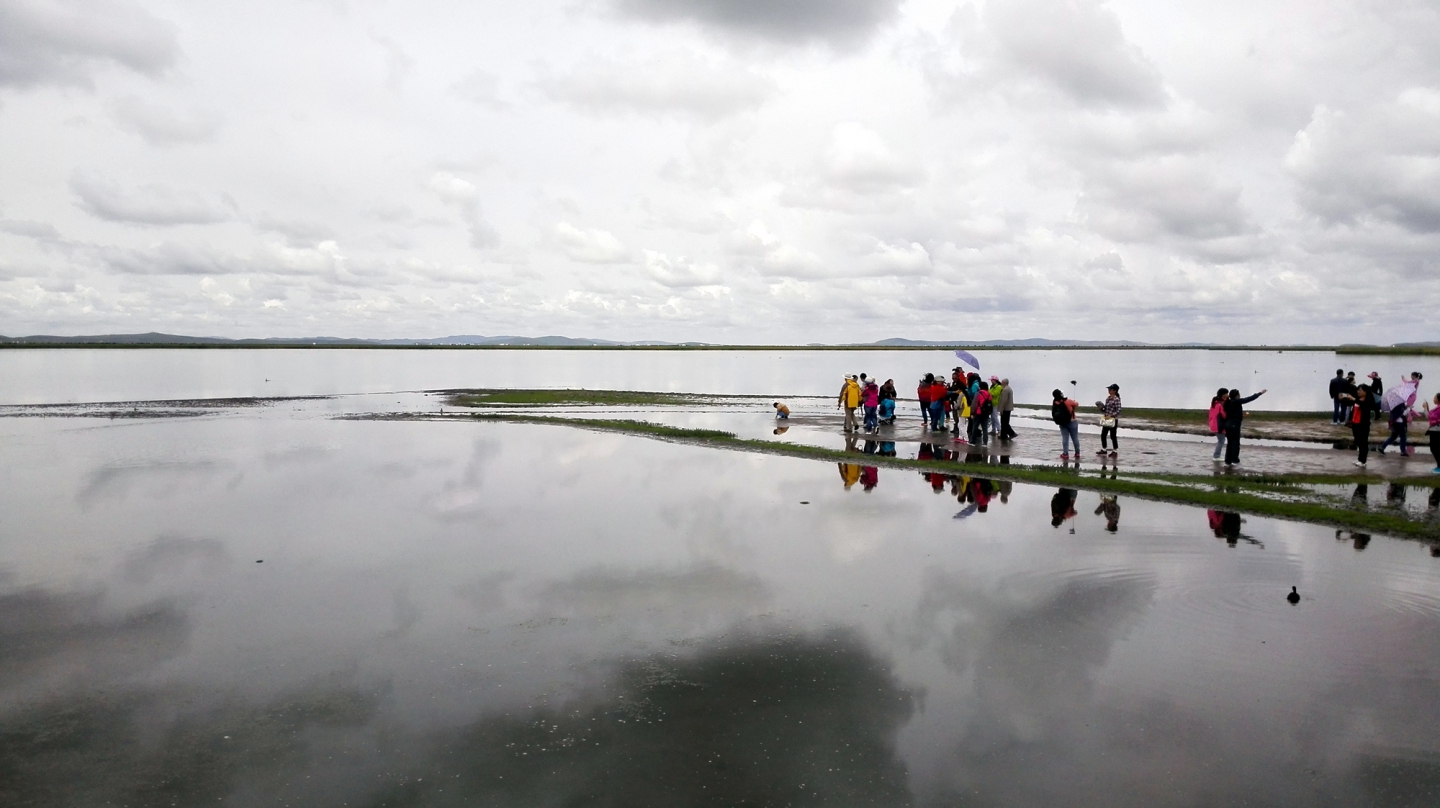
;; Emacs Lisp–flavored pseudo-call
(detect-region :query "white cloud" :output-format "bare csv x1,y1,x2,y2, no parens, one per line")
643,250,722,287
428,173,499,249
70,172,234,225
556,222,629,263
110,96,223,146
1285,92,1440,233
865,241,931,276
536,51,775,120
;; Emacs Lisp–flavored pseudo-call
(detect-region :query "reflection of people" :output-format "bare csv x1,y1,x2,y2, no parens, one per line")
773,402,790,419
879,441,896,457
860,466,878,492
1094,495,1120,532
838,463,861,490
1050,488,1078,528
772,425,789,435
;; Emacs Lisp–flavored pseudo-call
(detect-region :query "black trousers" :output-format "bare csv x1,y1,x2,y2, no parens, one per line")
1100,424,1118,449
1430,433,1440,467
1353,421,1370,463
1000,410,1017,439
1224,424,1242,464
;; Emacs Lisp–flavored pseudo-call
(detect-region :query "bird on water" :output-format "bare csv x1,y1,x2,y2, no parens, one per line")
1287,586,1300,604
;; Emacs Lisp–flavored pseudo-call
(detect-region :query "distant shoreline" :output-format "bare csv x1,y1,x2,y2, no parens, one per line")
0,342,1361,352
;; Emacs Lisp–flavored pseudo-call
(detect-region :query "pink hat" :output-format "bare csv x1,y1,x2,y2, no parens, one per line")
1367,372,1379,379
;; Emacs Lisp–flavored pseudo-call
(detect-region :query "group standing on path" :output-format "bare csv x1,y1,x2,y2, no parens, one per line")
807,360,1440,471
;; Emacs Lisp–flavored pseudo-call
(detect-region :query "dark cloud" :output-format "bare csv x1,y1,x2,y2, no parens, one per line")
0,219,62,240
71,172,235,226
0,0,178,90
0,585,188,693
371,630,916,806
611,0,901,46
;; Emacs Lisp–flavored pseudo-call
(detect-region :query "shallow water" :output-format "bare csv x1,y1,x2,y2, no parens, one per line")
3,347,1438,410
3,413,1439,806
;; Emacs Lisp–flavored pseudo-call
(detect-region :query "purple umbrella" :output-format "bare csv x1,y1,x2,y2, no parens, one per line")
953,349,980,370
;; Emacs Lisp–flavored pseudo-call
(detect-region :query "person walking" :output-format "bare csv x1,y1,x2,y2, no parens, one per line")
1379,372,1424,456
1329,369,1346,424
1095,383,1122,458
1350,386,1373,467
1208,388,1229,460
998,378,1017,441
917,375,934,429
861,377,880,433
838,375,861,433
1222,387,1268,467
1052,388,1080,459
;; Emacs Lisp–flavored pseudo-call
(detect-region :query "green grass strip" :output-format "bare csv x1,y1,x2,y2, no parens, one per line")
467,413,1440,540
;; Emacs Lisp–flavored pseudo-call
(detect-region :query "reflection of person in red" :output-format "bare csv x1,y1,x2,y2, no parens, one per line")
927,472,946,493
970,478,992,512
860,466,878,492
1207,509,1225,535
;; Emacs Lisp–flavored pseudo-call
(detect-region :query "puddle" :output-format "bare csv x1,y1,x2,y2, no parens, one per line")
2,414,1439,805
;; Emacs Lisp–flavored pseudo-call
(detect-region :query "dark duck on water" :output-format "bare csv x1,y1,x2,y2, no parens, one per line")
1287,586,1300,604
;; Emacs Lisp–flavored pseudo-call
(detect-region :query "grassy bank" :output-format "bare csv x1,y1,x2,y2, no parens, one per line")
465,413,1440,541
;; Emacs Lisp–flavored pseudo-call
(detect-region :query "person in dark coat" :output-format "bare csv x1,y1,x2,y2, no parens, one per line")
1350,386,1373,467
1222,387,1268,467
1367,372,1384,421
1329,369,1346,424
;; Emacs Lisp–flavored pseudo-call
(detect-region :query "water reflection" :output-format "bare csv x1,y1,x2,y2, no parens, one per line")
4,417,1440,806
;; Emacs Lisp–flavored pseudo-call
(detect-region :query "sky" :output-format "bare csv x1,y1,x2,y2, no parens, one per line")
1,0,1438,344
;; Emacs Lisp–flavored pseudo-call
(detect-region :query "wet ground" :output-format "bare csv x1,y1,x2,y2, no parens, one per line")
3,406,1440,807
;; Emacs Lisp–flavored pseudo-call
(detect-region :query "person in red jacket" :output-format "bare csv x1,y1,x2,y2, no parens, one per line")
917,375,934,429
929,377,950,431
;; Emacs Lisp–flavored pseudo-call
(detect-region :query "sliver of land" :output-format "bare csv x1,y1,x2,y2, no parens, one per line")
436,390,1440,543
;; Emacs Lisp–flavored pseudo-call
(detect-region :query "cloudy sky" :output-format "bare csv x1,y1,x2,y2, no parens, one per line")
1,0,1438,343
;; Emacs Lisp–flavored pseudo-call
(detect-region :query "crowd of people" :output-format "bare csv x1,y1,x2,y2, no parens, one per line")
1328,369,1436,470
784,363,1440,472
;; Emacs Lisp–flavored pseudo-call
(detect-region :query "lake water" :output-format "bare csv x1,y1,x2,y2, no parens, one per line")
3,411,1439,806
3,347,1439,409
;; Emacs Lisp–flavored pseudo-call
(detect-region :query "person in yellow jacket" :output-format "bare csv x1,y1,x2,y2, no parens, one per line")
837,375,862,432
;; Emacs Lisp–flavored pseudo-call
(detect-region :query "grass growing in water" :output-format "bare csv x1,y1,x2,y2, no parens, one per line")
469,413,1440,540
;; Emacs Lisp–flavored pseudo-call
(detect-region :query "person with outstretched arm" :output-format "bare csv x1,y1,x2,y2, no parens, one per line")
1222,387,1267,467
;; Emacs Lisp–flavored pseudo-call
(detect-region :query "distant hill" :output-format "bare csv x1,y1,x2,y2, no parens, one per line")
866,337,1185,347
0,332,1337,349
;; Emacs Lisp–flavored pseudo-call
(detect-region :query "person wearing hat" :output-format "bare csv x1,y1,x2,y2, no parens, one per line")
998,378,1017,441
837,375,862,433
1096,384,1122,458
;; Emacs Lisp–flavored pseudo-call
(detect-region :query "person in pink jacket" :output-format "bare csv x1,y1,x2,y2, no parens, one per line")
1208,388,1228,461
861,378,881,433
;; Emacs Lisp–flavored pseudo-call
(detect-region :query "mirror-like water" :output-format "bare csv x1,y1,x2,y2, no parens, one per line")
3,347,1437,409
3,413,1439,806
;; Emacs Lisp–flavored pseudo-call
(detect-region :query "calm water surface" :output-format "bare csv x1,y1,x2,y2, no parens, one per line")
4,348,1439,409
2,412,1439,806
